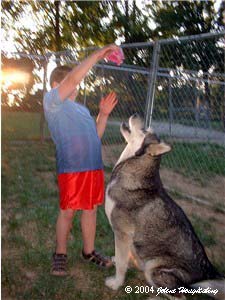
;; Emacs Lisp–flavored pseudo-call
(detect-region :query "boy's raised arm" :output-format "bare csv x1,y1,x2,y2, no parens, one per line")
58,44,120,101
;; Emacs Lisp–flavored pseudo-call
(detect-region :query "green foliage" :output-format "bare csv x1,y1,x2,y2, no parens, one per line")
149,1,216,37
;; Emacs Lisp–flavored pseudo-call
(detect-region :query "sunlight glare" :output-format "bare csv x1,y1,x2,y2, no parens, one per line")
8,94,15,107
1,70,30,85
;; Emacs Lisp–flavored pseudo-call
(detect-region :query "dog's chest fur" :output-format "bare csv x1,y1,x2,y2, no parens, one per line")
105,179,116,226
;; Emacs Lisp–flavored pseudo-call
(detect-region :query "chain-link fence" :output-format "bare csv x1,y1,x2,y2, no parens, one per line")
2,31,225,204
152,33,225,189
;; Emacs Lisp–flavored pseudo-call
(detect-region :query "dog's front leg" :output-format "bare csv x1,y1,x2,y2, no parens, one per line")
105,234,131,290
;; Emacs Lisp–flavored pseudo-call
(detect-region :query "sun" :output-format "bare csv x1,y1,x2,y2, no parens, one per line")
0,70,30,86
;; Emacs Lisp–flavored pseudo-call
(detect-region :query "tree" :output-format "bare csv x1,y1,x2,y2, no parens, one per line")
1,1,114,55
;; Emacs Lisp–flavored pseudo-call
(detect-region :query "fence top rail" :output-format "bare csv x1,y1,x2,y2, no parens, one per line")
1,51,46,60
158,31,225,44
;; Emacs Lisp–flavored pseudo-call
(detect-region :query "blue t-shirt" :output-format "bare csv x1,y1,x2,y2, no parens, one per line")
43,88,103,174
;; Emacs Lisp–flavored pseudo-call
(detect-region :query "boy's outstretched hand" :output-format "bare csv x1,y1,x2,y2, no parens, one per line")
99,91,118,116
95,45,121,61
97,91,118,138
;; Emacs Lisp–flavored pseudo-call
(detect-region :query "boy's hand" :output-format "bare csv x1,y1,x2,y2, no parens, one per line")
95,44,120,61
99,92,118,116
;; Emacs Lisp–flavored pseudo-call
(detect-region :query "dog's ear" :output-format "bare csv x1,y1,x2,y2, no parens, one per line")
136,135,171,157
148,142,171,156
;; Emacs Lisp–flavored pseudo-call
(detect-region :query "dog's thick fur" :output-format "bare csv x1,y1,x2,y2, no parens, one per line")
105,114,225,300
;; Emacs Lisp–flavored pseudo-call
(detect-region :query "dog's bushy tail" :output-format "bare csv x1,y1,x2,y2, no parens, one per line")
191,279,225,300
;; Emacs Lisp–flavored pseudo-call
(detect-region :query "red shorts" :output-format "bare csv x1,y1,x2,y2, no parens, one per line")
58,170,104,210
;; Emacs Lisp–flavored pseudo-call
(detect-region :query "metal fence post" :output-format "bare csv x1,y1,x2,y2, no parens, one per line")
194,82,199,137
168,76,173,136
145,40,160,129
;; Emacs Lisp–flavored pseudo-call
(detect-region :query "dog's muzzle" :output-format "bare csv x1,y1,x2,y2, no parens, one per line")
121,122,131,133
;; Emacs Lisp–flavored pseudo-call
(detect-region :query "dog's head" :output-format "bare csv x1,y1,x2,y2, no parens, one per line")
117,114,171,165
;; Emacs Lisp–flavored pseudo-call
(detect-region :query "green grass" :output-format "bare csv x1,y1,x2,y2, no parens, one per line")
2,141,225,300
102,124,124,145
177,119,224,132
161,142,225,182
2,111,50,140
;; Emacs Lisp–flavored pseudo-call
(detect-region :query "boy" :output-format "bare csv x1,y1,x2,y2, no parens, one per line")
43,44,119,276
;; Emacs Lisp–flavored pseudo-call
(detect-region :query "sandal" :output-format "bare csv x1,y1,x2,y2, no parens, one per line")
51,253,68,276
82,249,114,268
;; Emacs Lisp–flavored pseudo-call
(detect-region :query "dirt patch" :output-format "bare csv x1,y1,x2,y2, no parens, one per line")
19,221,38,247
161,168,225,205
175,198,225,263
2,160,11,175
70,263,93,291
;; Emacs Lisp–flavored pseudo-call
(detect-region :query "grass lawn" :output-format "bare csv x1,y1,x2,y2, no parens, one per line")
161,142,225,182
1,142,146,300
2,142,225,300
1,111,122,143
2,111,50,140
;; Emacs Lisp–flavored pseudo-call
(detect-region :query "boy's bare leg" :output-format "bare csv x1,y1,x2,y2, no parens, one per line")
81,207,97,254
81,206,113,267
56,209,75,254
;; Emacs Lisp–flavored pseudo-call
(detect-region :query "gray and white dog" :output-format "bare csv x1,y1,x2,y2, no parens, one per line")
105,114,224,300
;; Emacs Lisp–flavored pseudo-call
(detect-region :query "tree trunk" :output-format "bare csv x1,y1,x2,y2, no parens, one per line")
124,0,129,43
54,1,61,66
54,1,61,51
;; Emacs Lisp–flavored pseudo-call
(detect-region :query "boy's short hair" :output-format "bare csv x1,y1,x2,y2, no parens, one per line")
50,65,72,87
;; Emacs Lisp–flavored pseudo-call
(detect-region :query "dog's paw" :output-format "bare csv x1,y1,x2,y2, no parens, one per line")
105,276,122,290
